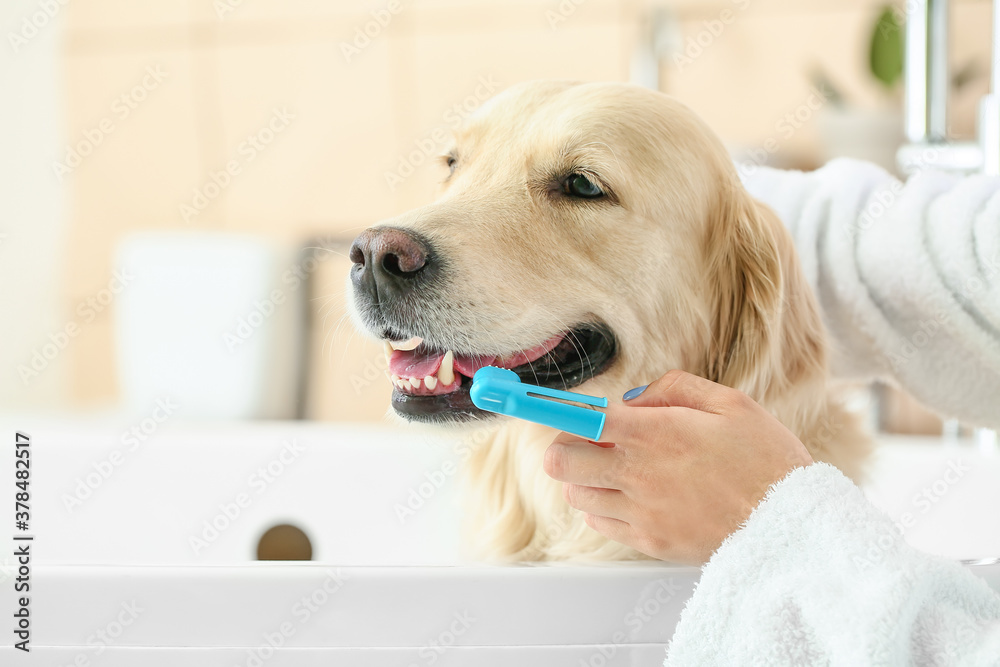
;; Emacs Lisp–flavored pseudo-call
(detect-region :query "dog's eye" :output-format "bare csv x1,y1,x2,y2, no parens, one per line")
563,173,603,199
446,155,457,174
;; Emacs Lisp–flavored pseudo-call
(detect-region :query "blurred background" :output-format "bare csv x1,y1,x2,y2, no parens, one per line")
1,0,992,430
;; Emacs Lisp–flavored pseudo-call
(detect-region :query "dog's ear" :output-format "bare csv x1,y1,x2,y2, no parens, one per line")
704,185,824,399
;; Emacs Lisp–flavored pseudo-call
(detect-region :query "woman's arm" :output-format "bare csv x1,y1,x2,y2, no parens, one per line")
742,159,1000,428
665,462,1000,666
543,370,1000,665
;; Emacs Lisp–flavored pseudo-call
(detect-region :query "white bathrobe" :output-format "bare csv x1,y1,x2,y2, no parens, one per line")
743,158,1000,428
665,160,1000,666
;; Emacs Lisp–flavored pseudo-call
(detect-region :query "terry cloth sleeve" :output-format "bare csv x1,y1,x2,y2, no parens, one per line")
741,158,1000,429
664,463,1000,666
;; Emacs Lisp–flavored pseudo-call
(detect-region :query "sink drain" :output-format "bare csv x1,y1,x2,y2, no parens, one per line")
256,523,313,561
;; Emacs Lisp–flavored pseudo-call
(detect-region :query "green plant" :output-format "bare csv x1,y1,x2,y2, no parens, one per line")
870,6,904,88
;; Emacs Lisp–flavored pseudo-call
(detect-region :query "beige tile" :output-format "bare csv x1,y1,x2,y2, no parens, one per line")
198,0,405,24
879,385,943,436
389,14,633,209
212,35,400,241
407,10,631,115
66,303,119,406
63,0,194,33
950,1,991,140
667,2,989,160
413,0,626,29
306,256,394,421
61,49,214,301
666,9,877,160
201,0,622,25
647,0,960,20
61,48,213,404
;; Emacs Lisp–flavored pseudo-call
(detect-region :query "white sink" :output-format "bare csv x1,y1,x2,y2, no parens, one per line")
9,562,697,665
0,420,996,664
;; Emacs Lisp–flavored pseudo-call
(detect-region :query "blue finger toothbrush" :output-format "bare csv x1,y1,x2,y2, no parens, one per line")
470,366,608,440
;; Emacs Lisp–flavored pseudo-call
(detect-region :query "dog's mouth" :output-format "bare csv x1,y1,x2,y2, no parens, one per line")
382,323,617,423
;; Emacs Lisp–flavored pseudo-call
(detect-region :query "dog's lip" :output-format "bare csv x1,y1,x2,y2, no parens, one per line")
390,378,481,422
388,323,618,423
385,333,567,397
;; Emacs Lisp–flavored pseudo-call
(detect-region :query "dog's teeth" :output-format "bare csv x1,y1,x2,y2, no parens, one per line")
411,377,422,390
391,374,402,390
439,350,455,386
424,375,437,390
400,378,412,391
389,336,423,351
383,341,393,365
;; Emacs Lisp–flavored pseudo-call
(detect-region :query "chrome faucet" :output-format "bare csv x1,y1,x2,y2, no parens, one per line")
897,0,992,175
900,0,999,449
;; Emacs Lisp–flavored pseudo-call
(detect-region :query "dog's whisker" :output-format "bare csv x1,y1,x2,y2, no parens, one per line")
301,245,351,261
563,329,589,389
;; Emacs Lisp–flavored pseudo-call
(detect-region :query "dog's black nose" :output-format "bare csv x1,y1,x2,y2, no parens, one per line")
350,227,432,302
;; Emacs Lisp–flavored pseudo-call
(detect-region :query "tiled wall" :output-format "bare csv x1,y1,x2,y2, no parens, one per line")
59,0,990,420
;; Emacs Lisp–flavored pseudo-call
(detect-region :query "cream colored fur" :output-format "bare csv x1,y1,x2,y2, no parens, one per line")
357,81,871,562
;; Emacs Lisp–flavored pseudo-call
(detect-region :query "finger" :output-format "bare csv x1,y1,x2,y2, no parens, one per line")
562,483,630,522
581,512,635,546
622,369,734,413
543,439,622,488
592,401,694,448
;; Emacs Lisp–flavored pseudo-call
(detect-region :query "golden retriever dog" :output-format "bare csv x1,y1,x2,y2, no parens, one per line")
348,80,870,561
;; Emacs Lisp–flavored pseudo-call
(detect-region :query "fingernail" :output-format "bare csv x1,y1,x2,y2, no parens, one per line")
622,385,648,401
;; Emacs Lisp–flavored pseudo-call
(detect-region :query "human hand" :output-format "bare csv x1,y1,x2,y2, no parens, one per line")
542,370,814,564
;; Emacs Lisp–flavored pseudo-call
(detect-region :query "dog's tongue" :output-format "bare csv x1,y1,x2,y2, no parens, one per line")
388,349,496,379
388,334,565,380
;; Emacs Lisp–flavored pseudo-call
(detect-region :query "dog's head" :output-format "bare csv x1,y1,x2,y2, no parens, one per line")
349,81,824,424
